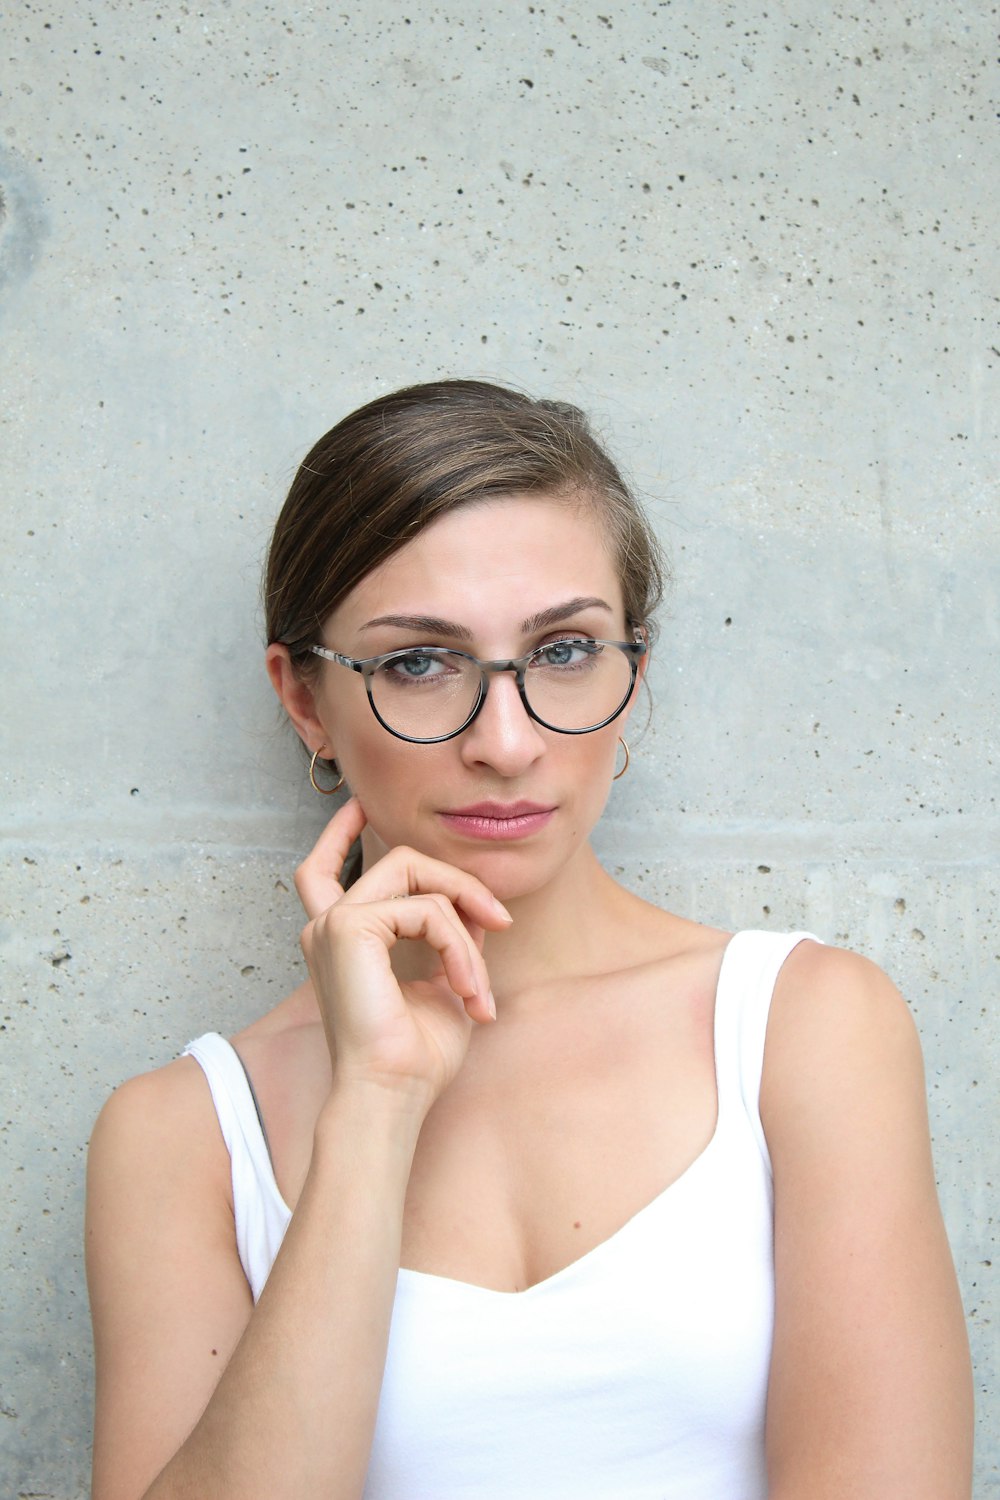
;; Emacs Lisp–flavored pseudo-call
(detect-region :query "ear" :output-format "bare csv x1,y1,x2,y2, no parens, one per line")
635,625,651,685
622,625,650,718
265,643,333,757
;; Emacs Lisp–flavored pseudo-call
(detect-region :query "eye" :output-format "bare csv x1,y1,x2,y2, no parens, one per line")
531,638,600,669
380,649,459,684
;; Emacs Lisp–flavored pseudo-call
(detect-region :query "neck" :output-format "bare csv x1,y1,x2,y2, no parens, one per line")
366,836,638,1004
480,843,631,998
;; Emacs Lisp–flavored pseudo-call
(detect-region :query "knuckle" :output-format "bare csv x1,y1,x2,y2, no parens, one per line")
319,902,349,934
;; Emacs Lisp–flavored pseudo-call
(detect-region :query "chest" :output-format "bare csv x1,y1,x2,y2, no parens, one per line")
261,969,718,1294
400,981,718,1292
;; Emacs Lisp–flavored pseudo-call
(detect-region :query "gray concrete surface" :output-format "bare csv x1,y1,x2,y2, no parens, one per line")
1,1,997,1494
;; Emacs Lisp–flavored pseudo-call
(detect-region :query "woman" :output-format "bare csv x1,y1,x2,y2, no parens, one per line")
86,380,973,1499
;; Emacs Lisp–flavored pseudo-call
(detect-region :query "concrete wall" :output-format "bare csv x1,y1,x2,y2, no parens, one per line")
2,1,996,1493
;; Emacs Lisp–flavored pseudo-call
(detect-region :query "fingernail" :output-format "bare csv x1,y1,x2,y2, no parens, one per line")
492,897,514,923
487,990,497,1020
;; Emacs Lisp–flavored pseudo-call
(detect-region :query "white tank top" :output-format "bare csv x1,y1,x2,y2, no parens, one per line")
184,928,816,1500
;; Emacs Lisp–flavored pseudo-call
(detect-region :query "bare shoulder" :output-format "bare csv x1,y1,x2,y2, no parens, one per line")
760,938,939,1232
88,980,309,1241
87,1056,238,1291
90,976,312,1169
90,1054,228,1183
90,981,323,1218
761,939,925,1142
771,936,916,1025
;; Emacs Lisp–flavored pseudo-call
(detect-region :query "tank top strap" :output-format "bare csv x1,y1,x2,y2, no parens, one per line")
712,931,822,1174
183,1032,291,1301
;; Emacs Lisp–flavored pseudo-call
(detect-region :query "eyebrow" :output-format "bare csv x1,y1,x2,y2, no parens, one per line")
359,597,615,641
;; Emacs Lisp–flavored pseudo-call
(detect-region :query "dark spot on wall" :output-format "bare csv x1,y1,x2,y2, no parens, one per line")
0,144,50,315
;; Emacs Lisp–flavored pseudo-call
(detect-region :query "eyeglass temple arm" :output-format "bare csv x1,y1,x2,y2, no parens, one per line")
310,646,364,672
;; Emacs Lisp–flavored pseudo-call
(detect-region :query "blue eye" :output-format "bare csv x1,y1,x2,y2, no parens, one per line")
396,653,436,677
533,639,599,669
379,650,462,687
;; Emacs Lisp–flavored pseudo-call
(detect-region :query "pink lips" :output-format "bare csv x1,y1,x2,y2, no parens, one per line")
438,801,556,841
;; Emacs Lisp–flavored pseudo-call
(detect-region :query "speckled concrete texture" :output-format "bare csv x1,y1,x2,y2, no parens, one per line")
1,1,997,1494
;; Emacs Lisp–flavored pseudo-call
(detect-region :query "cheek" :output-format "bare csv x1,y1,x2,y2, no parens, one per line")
337,730,439,833
321,680,396,775
588,723,623,778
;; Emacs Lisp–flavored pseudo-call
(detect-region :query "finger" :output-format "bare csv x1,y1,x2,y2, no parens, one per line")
454,908,488,955
295,797,368,919
303,892,492,1014
374,897,496,1023
342,845,512,933
420,894,493,1009
335,894,491,1026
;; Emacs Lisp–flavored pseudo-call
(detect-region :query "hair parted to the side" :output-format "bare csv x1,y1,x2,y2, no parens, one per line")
264,378,667,674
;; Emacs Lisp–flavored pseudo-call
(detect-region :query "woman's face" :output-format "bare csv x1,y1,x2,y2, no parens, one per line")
304,493,644,902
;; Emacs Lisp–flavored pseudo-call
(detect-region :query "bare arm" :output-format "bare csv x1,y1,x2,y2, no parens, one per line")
88,1065,428,1500
762,943,973,1499
87,799,510,1500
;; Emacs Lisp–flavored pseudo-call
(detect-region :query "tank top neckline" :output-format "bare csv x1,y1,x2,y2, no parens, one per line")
248,1068,731,1302
394,928,741,1299
188,929,816,1300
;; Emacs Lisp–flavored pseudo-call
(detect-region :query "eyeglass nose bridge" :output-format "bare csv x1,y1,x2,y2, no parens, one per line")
462,655,539,733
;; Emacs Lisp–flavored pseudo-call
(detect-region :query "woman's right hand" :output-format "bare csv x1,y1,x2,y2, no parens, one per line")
295,797,512,1109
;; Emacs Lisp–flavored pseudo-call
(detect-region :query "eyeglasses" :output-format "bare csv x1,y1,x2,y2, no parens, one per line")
309,633,646,744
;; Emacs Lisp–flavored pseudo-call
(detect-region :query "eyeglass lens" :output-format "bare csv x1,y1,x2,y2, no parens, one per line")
368,641,634,739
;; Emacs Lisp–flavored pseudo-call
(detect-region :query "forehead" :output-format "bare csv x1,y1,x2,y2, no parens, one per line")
330,494,624,635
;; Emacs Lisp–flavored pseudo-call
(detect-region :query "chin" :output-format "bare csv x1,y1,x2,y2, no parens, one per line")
440,832,590,906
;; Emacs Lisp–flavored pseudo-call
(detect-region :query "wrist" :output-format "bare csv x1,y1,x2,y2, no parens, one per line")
314,1075,431,1159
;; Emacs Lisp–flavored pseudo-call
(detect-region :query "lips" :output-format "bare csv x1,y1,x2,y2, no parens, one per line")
438,801,557,841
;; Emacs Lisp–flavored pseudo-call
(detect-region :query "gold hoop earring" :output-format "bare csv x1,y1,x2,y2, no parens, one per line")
309,748,345,796
613,736,630,781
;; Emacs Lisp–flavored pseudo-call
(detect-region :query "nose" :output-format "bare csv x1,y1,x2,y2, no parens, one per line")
458,667,546,776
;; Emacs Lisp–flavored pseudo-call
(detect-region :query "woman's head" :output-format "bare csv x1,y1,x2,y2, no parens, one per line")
264,380,667,897
264,379,664,677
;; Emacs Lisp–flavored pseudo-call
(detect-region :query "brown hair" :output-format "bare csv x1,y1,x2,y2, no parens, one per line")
264,379,665,674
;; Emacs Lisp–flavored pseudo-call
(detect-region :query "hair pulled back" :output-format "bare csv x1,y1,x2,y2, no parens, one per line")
264,379,665,673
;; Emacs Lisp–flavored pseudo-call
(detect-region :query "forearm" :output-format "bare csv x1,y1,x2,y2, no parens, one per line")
143,1084,426,1500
